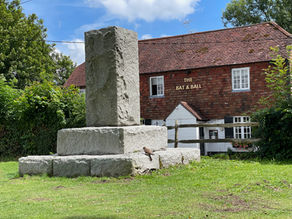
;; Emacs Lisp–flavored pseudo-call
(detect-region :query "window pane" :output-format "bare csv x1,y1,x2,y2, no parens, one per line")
235,127,241,139
233,70,240,89
243,117,249,123
150,76,164,96
152,84,157,95
157,84,162,95
234,117,241,123
241,70,249,89
151,78,158,85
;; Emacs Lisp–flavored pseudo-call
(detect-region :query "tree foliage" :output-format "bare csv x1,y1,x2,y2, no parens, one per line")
252,46,292,160
252,99,292,160
222,0,292,33
0,77,85,156
51,52,76,86
0,0,75,88
259,46,292,106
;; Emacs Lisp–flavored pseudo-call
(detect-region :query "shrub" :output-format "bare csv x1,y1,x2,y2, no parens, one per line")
252,99,292,160
0,80,85,156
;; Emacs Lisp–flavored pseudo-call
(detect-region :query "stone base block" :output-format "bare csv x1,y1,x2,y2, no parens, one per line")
155,148,200,168
19,148,200,177
19,156,54,176
53,156,90,177
57,126,167,155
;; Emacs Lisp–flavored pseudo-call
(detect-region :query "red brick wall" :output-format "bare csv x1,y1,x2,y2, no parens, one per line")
140,62,272,120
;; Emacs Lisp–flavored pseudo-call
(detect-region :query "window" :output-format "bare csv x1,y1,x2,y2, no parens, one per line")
150,76,164,97
233,116,251,139
80,88,86,94
232,67,250,91
209,130,218,139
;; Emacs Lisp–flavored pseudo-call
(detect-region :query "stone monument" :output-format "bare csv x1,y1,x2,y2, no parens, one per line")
57,26,166,156
18,26,200,178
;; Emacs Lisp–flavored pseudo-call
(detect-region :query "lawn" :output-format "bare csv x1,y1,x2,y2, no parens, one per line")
0,157,291,219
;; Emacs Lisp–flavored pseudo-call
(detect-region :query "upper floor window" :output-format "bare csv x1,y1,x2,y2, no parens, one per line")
233,116,251,139
150,76,164,97
232,67,250,91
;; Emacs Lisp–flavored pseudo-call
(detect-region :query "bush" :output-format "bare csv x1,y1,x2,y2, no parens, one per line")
0,80,85,156
252,99,292,160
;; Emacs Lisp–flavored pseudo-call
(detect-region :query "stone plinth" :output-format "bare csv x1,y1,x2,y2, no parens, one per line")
19,148,200,177
85,26,140,127
57,126,167,155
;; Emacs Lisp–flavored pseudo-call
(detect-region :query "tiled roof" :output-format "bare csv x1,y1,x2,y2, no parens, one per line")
65,22,292,87
64,62,85,88
179,101,208,121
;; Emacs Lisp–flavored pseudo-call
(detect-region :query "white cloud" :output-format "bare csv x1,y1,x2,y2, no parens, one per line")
56,39,85,65
84,0,200,22
141,34,152,40
76,22,105,34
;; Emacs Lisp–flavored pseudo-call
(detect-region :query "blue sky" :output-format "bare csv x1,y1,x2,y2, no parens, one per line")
21,0,231,65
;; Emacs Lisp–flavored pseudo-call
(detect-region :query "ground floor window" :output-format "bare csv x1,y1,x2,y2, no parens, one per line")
233,116,251,139
209,130,218,139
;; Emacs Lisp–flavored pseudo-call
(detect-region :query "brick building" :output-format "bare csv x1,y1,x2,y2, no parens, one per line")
65,22,292,154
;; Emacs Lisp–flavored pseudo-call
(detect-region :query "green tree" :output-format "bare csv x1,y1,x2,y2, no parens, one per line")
251,46,292,160
0,0,75,89
259,46,292,106
51,52,76,86
0,79,85,156
222,0,292,33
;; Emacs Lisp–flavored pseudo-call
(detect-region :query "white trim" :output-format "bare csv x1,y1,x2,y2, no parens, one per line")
149,76,164,97
233,116,251,139
232,67,250,91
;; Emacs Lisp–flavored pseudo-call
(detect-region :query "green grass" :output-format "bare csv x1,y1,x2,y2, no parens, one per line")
0,157,292,219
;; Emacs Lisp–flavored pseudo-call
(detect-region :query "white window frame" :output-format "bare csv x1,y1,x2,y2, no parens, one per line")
149,76,164,97
232,67,250,91
233,116,251,139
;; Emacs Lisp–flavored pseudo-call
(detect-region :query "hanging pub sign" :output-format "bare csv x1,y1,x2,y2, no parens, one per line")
175,77,202,90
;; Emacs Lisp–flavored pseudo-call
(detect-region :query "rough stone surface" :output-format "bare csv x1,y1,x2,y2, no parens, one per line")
179,148,201,164
90,155,134,177
155,150,182,168
53,156,90,177
57,126,167,155
85,26,140,127
128,152,160,174
19,156,55,176
155,148,200,168
18,148,200,177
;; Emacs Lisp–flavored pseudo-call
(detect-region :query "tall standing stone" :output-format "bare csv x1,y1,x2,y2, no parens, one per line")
56,26,167,155
85,26,140,127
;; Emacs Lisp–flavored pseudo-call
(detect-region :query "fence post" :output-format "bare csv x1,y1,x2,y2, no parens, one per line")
174,120,178,148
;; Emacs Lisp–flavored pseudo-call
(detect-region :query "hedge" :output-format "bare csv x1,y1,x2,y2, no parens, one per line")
0,77,85,156
252,99,292,160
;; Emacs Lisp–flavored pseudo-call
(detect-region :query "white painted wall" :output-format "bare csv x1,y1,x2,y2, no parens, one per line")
203,119,233,155
150,106,249,154
165,104,200,149
151,120,165,126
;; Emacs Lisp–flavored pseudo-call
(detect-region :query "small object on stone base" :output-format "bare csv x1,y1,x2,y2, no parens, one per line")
143,147,154,161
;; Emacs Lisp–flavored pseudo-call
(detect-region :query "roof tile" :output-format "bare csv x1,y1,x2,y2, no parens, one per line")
65,22,292,87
